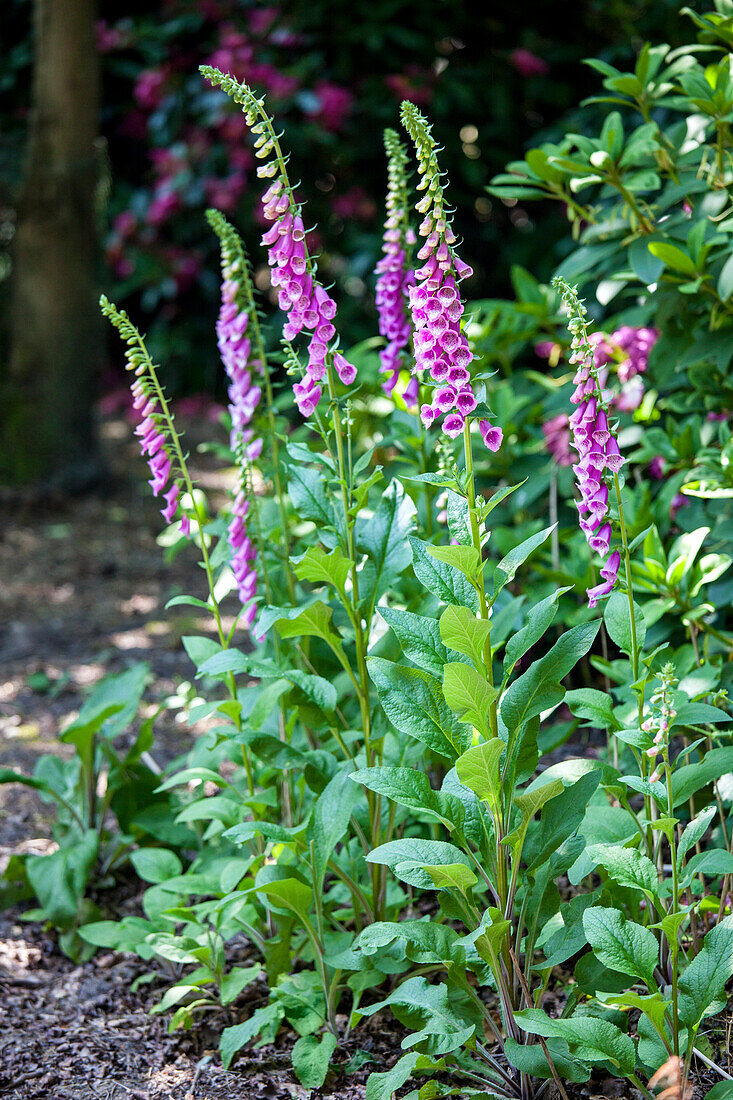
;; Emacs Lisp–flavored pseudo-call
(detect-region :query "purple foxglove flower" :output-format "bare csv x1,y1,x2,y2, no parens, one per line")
552,277,627,609
442,412,465,438
401,103,500,453
479,420,503,452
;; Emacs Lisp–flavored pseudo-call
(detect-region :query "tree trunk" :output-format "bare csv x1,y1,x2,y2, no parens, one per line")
4,0,101,490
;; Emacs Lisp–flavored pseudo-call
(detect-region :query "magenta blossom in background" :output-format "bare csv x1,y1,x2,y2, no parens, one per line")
134,68,167,111
509,48,550,78
649,456,666,480
306,82,354,132
543,413,573,466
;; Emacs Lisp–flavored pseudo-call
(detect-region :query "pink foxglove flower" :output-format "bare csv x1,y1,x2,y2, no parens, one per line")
208,209,266,623
552,278,625,609
201,66,357,421
375,129,417,406
100,297,190,537
401,101,501,451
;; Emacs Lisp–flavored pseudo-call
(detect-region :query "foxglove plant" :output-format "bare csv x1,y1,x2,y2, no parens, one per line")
552,278,626,609
200,66,356,420
100,296,190,538
374,128,418,407
208,210,265,623
401,102,502,450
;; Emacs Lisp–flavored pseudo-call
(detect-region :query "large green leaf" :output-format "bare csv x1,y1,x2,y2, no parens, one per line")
503,588,568,677
603,591,646,657
410,536,479,610
439,604,492,670
359,975,474,1048
672,748,733,808
367,838,473,890
307,768,360,892
292,1032,338,1089
582,907,658,990
501,622,601,736
515,1008,636,1076
586,844,658,895
492,525,555,599
219,1003,284,1069
358,479,416,606
442,663,498,735
356,920,463,966
379,606,449,676
350,767,460,831
368,657,469,759
26,830,99,930
522,771,600,873
678,914,733,1028
455,740,505,808
288,465,334,526
293,545,352,602
504,1037,591,1083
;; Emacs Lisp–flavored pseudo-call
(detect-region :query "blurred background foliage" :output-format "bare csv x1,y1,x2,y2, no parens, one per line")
0,0,706,397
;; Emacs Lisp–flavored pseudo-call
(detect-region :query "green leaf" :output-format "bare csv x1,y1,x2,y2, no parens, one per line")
365,1051,423,1100
380,606,449,677
648,241,698,276
256,878,312,922
514,1008,636,1076
672,748,733,808
442,663,498,734
586,843,658,895
439,604,492,671
350,767,460,831
273,601,345,658
677,806,716,867
718,252,733,302
356,920,462,966
358,479,416,604
307,768,360,892
410,536,479,610
288,465,334,526
219,1003,284,1069
293,545,352,601
678,915,733,1028
220,964,262,1006
582,907,658,990
424,863,478,892
455,740,505,807
446,491,471,545
368,657,469,759
503,588,568,677
292,1032,338,1089
367,839,473,890
504,1037,591,1083
358,975,473,1045
130,848,183,884
26,830,99,930
492,525,555,598
521,772,600,873
427,543,481,584
565,689,616,729
604,591,646,656
501,621,601,736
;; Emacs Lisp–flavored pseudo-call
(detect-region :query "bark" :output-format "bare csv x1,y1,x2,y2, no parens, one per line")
4,0,101,489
